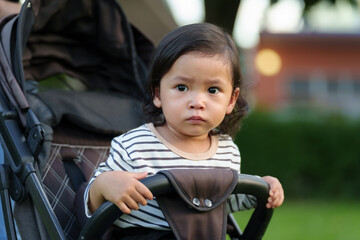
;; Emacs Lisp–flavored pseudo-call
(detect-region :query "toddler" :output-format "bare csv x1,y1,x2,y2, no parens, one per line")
84,22,284,239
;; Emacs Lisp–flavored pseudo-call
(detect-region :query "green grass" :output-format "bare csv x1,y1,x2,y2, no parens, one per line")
230,200,360,240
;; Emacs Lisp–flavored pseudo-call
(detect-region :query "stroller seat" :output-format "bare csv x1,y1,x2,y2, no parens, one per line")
39,121,112,239
1,0,152,238
0,0,273,239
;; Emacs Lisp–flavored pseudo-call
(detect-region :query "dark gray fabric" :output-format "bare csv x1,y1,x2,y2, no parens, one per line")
0,14,29,127
33,90,145,134
1,14,16,64
20,0,153,135
157,169,238,240
20,0,153,101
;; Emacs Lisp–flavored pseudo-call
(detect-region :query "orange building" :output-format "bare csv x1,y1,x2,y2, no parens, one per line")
252,32,360,116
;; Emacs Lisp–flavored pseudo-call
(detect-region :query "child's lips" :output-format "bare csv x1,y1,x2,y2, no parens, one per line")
187,116,205,122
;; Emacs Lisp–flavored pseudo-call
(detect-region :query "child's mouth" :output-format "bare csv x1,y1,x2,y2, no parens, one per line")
187,116,205,122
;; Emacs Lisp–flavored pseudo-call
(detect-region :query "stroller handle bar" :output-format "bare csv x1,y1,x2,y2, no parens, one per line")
79,173,273,240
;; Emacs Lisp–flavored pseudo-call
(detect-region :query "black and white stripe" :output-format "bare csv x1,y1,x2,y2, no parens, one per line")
84,124,255,230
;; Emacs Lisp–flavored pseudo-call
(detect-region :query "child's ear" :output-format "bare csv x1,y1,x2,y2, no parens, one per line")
153,87,162,108
226,87,240,114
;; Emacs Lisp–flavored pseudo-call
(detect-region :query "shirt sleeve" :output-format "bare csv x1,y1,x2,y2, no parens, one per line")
83,135,133,217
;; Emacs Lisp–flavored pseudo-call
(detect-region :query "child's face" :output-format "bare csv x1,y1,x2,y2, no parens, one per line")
153,52,239,139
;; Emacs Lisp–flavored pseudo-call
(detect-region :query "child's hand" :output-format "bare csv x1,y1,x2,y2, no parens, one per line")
89,171,153,214
261,176,284,209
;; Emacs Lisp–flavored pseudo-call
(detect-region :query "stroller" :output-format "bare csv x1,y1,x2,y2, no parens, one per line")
0,0,273,239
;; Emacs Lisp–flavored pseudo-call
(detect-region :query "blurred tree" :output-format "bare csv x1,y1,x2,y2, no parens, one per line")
301,0,358,13
204,0,358,34
204,0,241,33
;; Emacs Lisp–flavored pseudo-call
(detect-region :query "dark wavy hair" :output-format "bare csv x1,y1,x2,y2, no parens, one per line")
143,23,248,137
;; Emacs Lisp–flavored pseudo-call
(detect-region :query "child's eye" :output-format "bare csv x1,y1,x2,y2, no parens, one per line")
208,87,220,94
176,85,188,92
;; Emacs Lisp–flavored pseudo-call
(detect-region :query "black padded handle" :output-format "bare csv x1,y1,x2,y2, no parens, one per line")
78,173,273,240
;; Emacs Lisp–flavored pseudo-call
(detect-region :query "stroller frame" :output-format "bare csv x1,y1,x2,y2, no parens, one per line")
0,94,63,239
1,0,273,239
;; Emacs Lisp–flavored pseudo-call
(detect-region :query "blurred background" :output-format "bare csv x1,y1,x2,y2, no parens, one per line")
1,0,360,239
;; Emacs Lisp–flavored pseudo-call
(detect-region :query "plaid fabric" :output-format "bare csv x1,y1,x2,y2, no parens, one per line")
41,143,110,240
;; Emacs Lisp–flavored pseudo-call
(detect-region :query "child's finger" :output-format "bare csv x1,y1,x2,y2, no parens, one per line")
269,189,275,197
267,192,284,208
129,171,153,201
124,195,143,211
131,188,150,206
118,202,132,215
131,171,149,180
136,182,153,201
272,191,284,207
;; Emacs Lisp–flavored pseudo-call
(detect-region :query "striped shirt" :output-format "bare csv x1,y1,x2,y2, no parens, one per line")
84,123,256,230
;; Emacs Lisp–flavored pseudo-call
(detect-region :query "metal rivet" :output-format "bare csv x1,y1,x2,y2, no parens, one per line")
204,199,212,208
192,198,200,206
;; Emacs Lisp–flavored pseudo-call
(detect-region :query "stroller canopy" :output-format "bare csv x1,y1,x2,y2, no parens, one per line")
2,0,154,134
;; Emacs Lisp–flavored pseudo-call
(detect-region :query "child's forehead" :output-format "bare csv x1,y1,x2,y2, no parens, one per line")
165,52,233,84
175,51,229,66
172,52,232,75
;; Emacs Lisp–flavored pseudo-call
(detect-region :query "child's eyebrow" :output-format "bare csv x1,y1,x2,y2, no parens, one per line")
173,76,193,82
173,76,226,85
206,78,226,85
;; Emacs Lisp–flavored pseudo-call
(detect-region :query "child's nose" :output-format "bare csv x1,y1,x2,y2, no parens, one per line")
189,93,205,110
